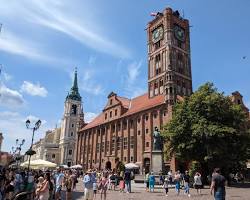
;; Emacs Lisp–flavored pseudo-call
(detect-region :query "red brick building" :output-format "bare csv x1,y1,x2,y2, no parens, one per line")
76,7,193,172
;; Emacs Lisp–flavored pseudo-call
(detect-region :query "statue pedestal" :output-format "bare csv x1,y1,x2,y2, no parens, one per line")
151,150,163,174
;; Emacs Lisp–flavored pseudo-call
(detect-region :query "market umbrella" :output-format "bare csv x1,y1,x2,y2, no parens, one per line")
59,164,69,169
125,163,139,169
70,164,83,169
20,159,57,169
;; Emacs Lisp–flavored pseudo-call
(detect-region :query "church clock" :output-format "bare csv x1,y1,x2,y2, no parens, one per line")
174,25,185,42
152,26,164,43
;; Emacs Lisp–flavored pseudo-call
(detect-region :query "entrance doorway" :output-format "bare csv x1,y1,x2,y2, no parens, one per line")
105,161,111,170
144,158,150,174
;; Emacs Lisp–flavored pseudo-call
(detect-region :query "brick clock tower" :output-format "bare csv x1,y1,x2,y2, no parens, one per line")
147,8,193,104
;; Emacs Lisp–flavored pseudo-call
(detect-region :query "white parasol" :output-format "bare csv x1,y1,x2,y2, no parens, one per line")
20,159,57,169
70,164,83,169
125,163,139,169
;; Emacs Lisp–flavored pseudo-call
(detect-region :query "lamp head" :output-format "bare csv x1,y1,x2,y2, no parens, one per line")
35,119,41,130
26,119,30,129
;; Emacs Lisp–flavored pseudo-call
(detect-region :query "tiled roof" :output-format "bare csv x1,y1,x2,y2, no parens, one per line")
117,96,130,109
81,93,165,131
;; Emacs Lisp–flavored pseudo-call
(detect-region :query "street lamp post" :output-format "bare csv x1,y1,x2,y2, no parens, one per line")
25,119,41,172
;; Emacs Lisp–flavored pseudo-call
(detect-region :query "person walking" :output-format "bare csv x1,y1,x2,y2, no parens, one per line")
38,174,50,200
124,170,132,193
99,172,109,200
210,168,226,200
174,171,181,196
183,170,191,197
83,169,95,200
65,170,73,200
148,172,155,193
163,177,169,196
54,168,64,200
193,172,202,195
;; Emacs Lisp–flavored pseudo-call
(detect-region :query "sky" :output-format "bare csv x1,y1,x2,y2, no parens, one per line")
0,0,250,153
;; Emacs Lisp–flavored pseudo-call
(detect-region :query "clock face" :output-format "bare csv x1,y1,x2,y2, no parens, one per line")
152,26,164,43
174,25,185,42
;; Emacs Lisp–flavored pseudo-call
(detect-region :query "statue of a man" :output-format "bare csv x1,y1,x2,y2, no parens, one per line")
153,127,162,151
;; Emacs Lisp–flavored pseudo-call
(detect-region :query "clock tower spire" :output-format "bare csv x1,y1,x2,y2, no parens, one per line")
147,8,192,105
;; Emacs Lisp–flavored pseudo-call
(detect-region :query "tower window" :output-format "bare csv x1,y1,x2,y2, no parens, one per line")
237,99,241,104
145,115,149,121
146,128,149,133
71,104,77,115
105,113,107,120
110,99,113,105
124,157,127,162
146,142,149,147
138,130,141,135
70,132,74,137
68,149,72,155
115,109,117,116
131,156,134,162
110,111,112,118
155,41,161,49
52,154,55,159
71,124,74,128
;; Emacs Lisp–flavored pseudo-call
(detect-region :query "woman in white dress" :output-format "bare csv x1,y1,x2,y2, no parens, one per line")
37,174,50,200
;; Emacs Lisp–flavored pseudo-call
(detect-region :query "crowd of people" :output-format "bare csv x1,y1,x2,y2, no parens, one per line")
0,167,79,200
0,165,229,200
0,166,134,200
144,168,226,199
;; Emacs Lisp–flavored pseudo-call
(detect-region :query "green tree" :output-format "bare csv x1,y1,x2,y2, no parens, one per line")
163,82,250,176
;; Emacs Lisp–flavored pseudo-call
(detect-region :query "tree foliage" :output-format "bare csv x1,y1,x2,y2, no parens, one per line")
163,82,250,173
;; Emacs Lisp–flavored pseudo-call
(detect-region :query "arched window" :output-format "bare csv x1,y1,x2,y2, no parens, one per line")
71,104,77,115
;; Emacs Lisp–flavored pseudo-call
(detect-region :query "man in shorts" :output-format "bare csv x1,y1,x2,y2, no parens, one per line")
83,169,96,200
55,168,65,200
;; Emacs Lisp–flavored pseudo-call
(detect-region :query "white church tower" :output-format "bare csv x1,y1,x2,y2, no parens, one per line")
60,69,84,166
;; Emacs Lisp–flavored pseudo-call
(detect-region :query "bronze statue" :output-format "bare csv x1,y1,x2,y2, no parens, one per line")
153,127,163,151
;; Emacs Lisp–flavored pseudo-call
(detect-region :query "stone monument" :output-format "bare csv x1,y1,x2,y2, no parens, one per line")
151,127,163,174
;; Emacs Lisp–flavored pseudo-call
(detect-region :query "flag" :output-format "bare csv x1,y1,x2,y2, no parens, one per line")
150,12,158,17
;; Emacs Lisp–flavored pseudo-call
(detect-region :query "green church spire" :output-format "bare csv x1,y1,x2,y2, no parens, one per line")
66,68,81,101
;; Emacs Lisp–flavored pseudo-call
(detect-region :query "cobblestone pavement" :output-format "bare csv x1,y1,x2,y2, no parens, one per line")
71,182,250,200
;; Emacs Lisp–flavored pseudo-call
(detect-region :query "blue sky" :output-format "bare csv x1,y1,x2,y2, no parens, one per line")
0,0,249,153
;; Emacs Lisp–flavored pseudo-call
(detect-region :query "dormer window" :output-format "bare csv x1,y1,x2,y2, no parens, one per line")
110,99,113,105
237,99,241,104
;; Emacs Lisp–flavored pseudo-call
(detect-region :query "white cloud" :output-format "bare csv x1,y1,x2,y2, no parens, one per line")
79,70,104,96
20,81,48,97
0,111,48,153
0,0,131,59
127,61,142,83
85,112,98,123
0,83,24,108
2,72,12,82
0,29,54,61
123,60,146,98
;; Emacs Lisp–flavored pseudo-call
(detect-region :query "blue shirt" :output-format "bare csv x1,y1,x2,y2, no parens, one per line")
83,174,95,189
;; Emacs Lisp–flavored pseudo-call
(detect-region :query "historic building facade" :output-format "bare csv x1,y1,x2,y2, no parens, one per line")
30,70,84,167
76,7,193,172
